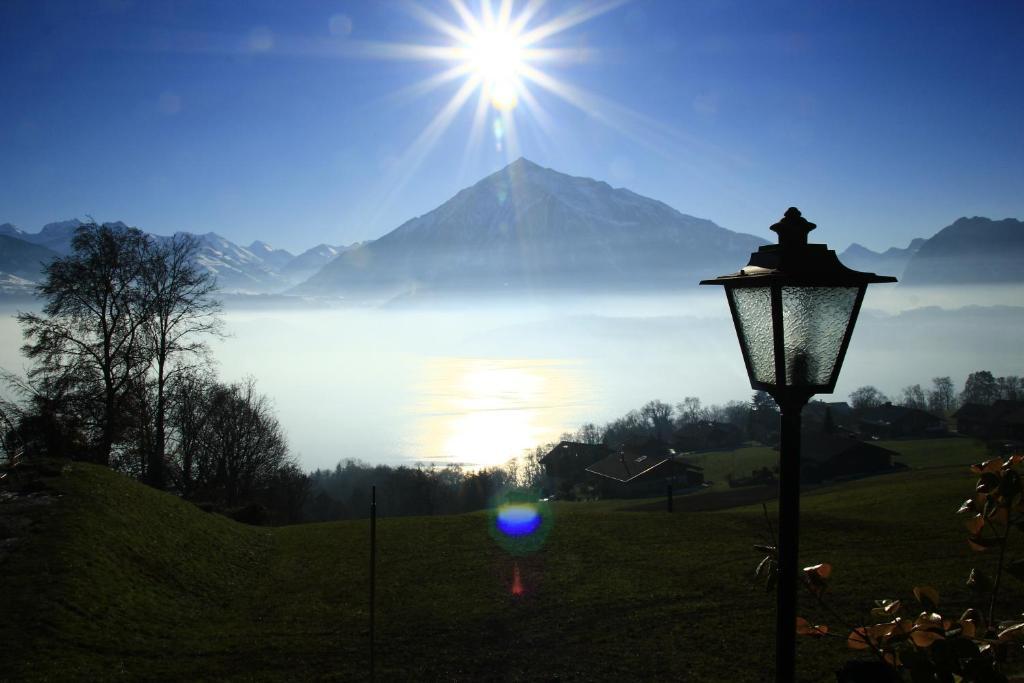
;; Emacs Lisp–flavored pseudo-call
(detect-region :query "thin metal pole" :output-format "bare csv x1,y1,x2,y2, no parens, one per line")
370,485,376,681
666,482,673,513
775,397,805,683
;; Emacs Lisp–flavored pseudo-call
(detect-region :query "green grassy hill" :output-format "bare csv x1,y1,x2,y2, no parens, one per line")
2,455,1022,681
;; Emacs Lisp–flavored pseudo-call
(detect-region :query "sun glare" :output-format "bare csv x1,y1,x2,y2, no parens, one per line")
352,0,632,212
462,23,527,110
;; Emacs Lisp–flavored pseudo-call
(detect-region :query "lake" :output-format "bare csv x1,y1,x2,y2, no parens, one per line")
2,285,1023,471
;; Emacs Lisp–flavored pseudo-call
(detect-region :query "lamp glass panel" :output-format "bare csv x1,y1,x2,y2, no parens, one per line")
729,286,775,384
781,286,859,386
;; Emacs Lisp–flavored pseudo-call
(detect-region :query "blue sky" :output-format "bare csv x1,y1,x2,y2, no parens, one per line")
1,0,1022,253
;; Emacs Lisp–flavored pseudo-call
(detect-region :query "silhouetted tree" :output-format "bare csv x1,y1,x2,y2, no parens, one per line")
169,375,291,507
996,375,1023,401
927,376,957,415
962,371,999,406
749,391,779,444
573,422,602,445
142,233,222,489
167,367,217,496
850,385,888,411
900,384,927,410
676,396,708,426
641,399,674,439
18,223,151,465
601,409,648,446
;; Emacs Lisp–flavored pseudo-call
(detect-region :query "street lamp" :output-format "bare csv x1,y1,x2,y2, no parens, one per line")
700,207,896,681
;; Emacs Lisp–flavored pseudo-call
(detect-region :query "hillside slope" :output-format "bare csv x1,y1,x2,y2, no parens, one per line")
0,457,1006,681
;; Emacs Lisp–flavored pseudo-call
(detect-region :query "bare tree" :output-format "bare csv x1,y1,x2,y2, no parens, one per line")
18,224,151,465
675,396,707,426
900,384,927,410
641,399,674,439
573,422,602,445
167,367,216,496
849,385,888,411
142,234,222,489
961,371,999,406
190,377,290,506
927,376,956,416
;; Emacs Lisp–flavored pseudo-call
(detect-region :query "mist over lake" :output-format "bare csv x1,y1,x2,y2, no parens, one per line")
180,286,1024,470
3,285,1019,472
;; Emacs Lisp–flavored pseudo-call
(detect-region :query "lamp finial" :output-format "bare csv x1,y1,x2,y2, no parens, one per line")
771,207,816,248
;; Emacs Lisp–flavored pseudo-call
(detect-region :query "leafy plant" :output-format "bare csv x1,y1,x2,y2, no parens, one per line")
754,455,1024,682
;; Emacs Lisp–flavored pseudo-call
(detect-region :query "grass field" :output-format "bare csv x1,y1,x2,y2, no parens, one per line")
3,447,1023,682
686,436,989,492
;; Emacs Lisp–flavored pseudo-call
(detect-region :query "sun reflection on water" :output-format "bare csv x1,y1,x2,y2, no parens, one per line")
410,357,591,468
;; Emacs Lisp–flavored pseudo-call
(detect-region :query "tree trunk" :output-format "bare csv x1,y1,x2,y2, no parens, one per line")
149,356,166,490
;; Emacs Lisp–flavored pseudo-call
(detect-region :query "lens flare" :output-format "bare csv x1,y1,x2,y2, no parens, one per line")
488,489,552,556
496,503,541,536
511,562,525,596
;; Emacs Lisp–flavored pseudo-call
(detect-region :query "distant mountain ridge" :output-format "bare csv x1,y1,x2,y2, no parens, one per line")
0,222,353,295
295,158,768,297
900,217,1024,285
4,171,1022,298
839,238,925,279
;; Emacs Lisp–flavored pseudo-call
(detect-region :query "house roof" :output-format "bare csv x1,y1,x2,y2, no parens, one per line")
801,433,898,464
586,453,703,483
953,401,1024,423
539,441,611,465
859,403,939,426
804,401,854,419
673,421,741,438
954,403,992,420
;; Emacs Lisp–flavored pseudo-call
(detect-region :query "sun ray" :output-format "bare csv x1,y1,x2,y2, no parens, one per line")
384,63,476,104
403,2,473,45
508,0,548,35
340,40,463,62
497,0,515,27
459,88,493,177
518,0,630,46
366,75,482,229
448,0,484,35
515,85,556,142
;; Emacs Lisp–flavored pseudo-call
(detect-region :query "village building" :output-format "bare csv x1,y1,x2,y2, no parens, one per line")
857,402,946,439
539,441,612,491
800,433,899,483
954,400,1024,441
672,420,743,452
585,447,704,498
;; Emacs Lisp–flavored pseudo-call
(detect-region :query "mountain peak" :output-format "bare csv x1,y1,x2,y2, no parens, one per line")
294,161,766,296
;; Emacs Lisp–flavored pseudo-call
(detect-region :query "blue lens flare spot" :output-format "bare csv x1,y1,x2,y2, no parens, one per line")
488,489,551,556
496,503,541,537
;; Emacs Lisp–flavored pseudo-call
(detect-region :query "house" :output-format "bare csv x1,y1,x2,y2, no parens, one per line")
803,401,855,430
858,403,945,439
585,448,704,498
673,421,743,452
539,441,612,487
801,433,898,483
954,400,1024,440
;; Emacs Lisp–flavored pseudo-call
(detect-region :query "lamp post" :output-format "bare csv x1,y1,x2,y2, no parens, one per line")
700,207,896,681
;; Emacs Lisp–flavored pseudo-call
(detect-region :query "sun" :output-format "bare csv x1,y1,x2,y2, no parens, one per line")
347,0,633,200
460,21,528,111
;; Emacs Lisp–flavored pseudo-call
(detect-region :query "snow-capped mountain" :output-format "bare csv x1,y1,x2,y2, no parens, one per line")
281,243,353,283
294,158,768,297
184,233,291,293
0,223,299,294
248,241,295,270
